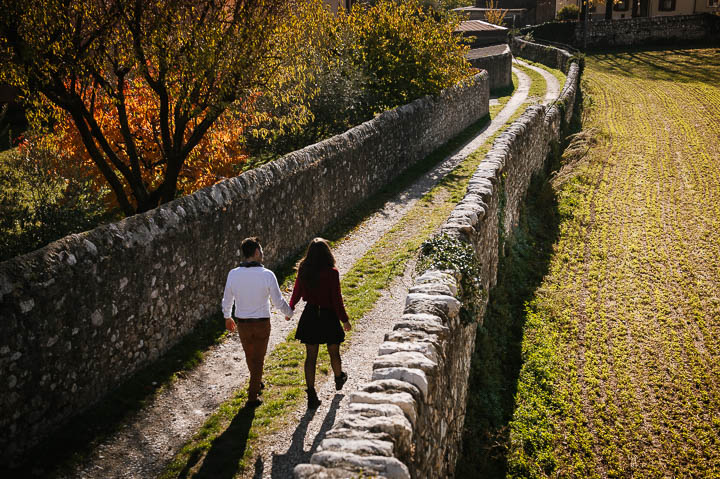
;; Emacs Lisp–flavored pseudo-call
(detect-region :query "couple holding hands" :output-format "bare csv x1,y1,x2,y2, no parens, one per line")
222,237,351,409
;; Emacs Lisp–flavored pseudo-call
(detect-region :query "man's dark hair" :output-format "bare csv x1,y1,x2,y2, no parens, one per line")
241,237,261,259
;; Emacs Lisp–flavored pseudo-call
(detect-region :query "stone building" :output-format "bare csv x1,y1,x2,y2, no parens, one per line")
454,20,514,90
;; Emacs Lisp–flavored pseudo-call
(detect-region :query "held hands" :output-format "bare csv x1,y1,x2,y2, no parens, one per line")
343,321,352,332
225,318,237,333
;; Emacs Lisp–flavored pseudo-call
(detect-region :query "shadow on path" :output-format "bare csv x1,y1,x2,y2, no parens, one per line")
186,405,257,479
247,394,344,479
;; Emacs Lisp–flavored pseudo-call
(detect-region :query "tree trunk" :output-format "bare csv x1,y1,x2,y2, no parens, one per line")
159,155,184,206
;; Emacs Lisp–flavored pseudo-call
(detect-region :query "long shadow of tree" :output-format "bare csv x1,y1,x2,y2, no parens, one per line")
262,394,344,479
590,44,720,85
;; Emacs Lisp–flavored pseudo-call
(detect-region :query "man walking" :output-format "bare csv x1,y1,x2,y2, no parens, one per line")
222,237,293,407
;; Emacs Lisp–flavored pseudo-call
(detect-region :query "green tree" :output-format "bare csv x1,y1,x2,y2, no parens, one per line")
349,0,472,115
0,0,297,215
0,139,109,261
245,0,472,157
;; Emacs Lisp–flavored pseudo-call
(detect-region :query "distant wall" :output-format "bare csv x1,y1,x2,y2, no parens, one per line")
467,44,514,90
577,13,719,47
294,39,581,479
0,73,490,463
522,13,720,49
510,35,575,72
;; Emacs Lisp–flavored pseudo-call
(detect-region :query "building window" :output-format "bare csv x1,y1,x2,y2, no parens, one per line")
658,0,675,10
709,0,719,7
614,0,630,10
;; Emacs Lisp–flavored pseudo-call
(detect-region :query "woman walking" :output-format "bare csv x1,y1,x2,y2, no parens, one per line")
288,238,351,408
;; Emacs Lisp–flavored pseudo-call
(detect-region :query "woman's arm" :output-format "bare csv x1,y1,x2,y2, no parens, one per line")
289,275,303,310
330,269,350,324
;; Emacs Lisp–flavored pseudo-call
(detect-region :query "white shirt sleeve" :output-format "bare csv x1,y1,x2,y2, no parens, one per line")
221,271,235,318
267,271,293,317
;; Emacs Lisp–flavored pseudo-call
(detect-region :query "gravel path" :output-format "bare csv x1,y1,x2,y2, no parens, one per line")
63,65,537,479
514,58,562,105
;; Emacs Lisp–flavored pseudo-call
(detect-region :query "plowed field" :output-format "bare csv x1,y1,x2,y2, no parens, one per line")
508,47,720,478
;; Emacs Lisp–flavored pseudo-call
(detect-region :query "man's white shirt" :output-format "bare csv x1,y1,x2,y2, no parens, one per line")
222,265,293,319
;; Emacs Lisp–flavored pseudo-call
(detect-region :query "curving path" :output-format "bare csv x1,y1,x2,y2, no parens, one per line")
514,58,562,105
63,64,544,479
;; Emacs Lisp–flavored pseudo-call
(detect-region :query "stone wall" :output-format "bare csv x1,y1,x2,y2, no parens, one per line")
510,35,575,73
0,73,490,463
576,13,719,48
294,39,581,479
523,13,720,49
466,44,514,91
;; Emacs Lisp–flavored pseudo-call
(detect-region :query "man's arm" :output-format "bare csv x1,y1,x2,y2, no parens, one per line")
221,271,237,332
267,271,294,318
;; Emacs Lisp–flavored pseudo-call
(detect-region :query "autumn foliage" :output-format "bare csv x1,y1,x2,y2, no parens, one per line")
48,79,257,210
1,0,294,215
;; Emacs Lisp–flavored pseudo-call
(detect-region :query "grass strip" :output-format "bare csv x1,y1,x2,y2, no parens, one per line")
160,66,543,478
521,58,567,91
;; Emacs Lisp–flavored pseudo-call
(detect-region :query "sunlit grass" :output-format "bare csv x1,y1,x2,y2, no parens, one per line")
507,47,720,478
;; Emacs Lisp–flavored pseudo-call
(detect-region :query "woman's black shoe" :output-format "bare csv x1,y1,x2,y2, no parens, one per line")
334,371,348,391
307,388,321,409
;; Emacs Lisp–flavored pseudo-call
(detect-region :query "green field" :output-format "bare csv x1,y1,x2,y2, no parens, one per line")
504,47,720,477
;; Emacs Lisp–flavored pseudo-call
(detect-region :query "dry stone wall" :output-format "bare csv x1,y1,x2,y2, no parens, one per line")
0,73,489,463
576,14,719,48
294,39,581,478
510,35,575,73
522,13,719,50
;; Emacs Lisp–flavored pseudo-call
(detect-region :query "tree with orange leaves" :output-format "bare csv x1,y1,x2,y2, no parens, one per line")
0,0,296,215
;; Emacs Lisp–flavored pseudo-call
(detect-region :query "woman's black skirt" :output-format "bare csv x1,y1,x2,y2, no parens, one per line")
295,304,345,345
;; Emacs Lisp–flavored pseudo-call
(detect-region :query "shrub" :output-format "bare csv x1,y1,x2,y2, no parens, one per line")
0,135,111,261
484,0,508,26
350,0,472,114
556,4,580,21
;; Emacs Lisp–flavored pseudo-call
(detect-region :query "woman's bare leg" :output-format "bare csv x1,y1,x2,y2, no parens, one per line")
327,343,342,377
304,344,320,389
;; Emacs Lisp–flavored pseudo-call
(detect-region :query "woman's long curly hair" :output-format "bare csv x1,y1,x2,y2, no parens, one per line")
297,238,335,289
